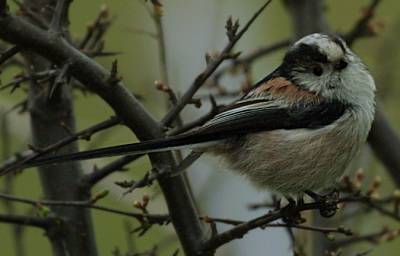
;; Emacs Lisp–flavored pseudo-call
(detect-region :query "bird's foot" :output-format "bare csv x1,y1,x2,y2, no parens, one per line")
305,189,339,218
281,196,306,225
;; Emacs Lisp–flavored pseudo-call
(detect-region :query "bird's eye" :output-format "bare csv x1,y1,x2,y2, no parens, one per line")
312,65,323,76
335,59,348,71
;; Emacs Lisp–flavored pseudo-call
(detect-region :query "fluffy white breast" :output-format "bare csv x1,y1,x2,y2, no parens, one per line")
217,112,366,195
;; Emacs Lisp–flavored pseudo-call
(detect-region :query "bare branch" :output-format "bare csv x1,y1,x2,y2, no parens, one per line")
170,151,203,177
201,188,400,253
83,145,202,189
11,1,48,29
48,61,71,99
0,45,20,66
0,69,56,93
49,0,72,34
211,39,290,86
0,213,53,228
18,0,98,252
202,216,352,236
161,0,273,126
151,5,170,89
107,59,121,85
0,192,170,225
345,0,382,46
265,223,352,236
155,80,179,105
168,96,220,135
116,151,203,194
201,201,321,252
238,39,291,65
0,116,121,174
331,226,400,248
79,5,113,53
79,5,108,49
81,155,142,187
117,170,162,195
341,195,400,222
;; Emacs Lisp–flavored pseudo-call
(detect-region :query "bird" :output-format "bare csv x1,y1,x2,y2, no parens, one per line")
13,33,376,197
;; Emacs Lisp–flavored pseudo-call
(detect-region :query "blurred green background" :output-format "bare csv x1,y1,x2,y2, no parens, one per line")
1,0,400,255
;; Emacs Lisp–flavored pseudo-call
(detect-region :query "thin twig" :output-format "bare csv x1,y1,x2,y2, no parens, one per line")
0,70,57,92
201,191,400,252
161,0,273,126
79,4,112,54
201,201,321,252
0,45,20,66
201,216,352,235
112,151,203,194
331,227,400,248
153,8,170,92
264,223,352,236
48,61,71,99
168,95,220,136
345,0,382,46
0,192,170,224
340,195,400,222
0,116,121,175
11,0,48,28
81,155,142,187
209,0,381,90
117,169,164,195
170,151,203,177
211,39,290,84
91,51,122,58
49,0,72,34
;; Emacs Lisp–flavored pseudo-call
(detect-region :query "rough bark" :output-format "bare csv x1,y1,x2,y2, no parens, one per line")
22,0,97,255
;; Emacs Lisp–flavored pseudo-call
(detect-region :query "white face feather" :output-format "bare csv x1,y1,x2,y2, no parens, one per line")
287,33,377,140
290,34,375,113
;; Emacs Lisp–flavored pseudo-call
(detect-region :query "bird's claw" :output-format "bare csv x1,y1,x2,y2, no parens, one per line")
281,197,305,225
305,189,339,218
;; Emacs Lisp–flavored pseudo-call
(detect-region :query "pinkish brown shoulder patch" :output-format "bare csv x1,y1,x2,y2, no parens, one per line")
254,77,321,104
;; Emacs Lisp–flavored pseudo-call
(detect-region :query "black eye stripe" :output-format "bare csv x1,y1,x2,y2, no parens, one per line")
281,38,348,77
284,43,329,65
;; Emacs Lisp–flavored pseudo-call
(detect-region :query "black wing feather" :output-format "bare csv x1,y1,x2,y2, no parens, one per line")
24,99,348,167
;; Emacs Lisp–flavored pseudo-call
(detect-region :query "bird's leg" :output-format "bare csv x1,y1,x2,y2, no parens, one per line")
281,196,305,225
305,189,339,218
296,195,304,207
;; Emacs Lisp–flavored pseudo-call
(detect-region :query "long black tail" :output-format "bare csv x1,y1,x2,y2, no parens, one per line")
24,131,221,168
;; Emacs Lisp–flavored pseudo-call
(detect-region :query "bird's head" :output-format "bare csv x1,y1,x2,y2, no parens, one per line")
280,33,375,109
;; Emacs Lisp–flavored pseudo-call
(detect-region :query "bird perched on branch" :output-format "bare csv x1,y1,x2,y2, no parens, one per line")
11,33,376,197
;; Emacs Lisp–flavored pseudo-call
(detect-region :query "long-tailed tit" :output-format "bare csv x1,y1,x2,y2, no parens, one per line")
16,33,376,195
